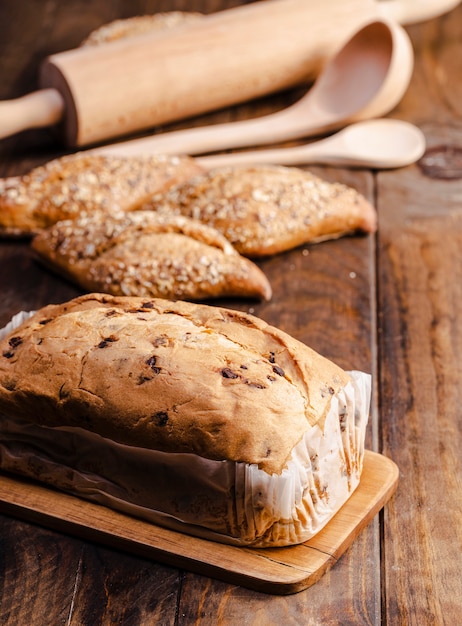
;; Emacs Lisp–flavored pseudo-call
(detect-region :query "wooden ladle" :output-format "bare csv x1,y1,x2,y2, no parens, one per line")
195,119,426,170
100,19,414,158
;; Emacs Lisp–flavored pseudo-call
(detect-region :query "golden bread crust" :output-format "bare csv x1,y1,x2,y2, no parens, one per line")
0,153,203,236
32,212,272,301
145,165,377,256
0,293,350,474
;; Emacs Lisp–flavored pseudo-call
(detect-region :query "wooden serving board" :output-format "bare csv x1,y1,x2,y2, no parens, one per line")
0,450,398,595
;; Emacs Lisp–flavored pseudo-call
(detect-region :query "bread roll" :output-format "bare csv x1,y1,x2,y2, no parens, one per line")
81,12,203,47
144,164,377,257
32,212,272,301
0,153,203,237
0,294,370,546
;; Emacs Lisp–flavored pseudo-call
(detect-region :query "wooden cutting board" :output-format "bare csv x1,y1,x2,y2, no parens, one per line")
0,450,398,595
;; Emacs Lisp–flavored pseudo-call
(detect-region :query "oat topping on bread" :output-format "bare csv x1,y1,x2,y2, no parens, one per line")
0,293,350,475
144,164,377,257
32,212,272,301
0,153,203,237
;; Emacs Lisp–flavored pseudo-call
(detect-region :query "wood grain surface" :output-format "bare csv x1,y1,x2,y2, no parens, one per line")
0,0,461,624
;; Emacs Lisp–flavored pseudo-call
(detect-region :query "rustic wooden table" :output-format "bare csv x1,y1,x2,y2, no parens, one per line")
0,1,461,624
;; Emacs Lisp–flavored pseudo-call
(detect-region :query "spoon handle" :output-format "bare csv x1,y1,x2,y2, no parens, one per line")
196,137,342,169
94,103,332,158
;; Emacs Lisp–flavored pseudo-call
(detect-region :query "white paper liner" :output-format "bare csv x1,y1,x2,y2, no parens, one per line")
0,310,36,339
0,311,370,547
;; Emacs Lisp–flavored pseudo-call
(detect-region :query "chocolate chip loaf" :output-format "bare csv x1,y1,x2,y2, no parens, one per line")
0,294,370,546
143,164,377,257
32,212,272,301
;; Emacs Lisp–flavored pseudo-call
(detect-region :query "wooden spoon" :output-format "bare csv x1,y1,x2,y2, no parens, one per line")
100,19,413,158
195,119,426,170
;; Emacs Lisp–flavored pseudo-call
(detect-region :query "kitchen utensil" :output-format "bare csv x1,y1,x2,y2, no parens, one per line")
0,0,455,147
195,119,426,170
98,19,414,157
376,0,460,24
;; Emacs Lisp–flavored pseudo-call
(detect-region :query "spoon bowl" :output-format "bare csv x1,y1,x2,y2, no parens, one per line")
308,19,414,127
100,18,414,158
196,119,427,170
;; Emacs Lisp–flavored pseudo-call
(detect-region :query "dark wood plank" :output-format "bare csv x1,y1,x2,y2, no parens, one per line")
377,7,462,625
0,515,182,625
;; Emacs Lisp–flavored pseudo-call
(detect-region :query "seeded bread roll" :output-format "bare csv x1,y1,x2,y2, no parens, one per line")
81,12,203,47
31,212,272,301
0,153,203,237
0,293,349,475
144,164,377,257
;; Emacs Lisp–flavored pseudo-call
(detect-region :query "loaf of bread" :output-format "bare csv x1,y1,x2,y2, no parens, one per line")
32,212,272,301
0,294,370,546
144,164,377,257
81,12,203,47
0,153,203,237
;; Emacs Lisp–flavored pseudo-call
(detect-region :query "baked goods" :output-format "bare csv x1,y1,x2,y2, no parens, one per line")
32,212,272,301
144,164,377,257
0,152,203,237
81,12,203,46
0,293,370,547
0,294,349,468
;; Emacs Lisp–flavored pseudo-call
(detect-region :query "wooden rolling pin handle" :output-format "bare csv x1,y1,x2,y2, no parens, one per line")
0,88,64,139
378,0,461,25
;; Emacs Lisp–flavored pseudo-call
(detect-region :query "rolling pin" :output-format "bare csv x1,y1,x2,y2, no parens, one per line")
0,0,459,147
